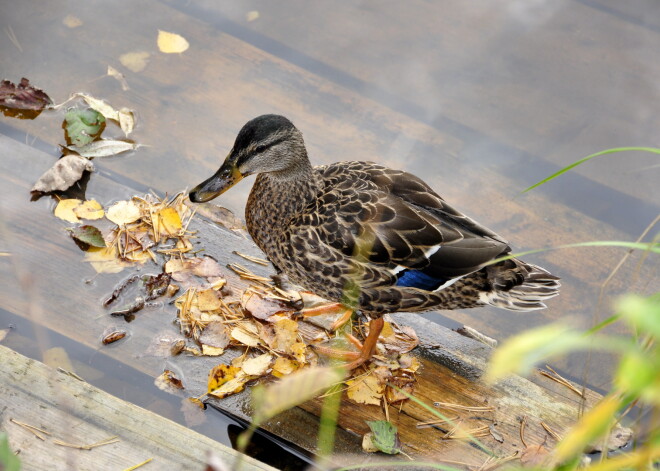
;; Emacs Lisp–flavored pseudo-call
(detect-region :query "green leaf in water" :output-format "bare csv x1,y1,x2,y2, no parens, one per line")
522,147,660,193
64,108,105,147
366,420,401,455
0,432,21,471
67,225,106,248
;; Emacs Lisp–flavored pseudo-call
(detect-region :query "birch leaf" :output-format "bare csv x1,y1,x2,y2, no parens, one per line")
54,199,82,223
158,30,189,53
106,200,141,225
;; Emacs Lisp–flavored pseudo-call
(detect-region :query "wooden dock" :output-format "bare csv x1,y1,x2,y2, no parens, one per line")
1,0,657,468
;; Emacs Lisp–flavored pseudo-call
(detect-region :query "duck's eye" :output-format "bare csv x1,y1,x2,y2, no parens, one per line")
255,144,268,153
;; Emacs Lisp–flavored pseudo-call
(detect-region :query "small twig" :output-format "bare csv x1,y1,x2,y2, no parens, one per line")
53,435,120,450
520,416,528,448
540,365,585,398
540,421,562,441
10,418,50,440
416,416,459,428
122,457,153,471
433,401,495,413
233,251,270,266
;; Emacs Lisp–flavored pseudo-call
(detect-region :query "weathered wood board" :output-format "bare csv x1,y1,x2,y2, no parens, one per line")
0,345,276,471
0,133,604,468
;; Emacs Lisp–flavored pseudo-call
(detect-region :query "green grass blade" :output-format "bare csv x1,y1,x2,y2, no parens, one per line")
488,240,660,265
335,462,463,471
523,147,660,193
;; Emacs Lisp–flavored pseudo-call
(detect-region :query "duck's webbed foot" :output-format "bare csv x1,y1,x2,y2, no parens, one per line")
313,318,385,370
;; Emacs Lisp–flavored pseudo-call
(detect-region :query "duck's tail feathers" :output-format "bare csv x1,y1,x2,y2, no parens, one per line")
479,259,560,312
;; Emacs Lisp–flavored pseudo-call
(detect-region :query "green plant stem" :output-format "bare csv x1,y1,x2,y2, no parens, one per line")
335,461,463,471
522,147,660,193
316,382,342,466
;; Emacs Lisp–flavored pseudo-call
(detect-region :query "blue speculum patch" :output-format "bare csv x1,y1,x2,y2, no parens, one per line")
395,269,447,291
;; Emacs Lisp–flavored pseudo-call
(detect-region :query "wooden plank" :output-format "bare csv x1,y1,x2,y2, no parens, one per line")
0,134,607,467
0,344,276,471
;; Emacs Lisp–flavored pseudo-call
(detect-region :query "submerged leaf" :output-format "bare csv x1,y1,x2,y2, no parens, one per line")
65,108,105,147
54,198,82,223
120,51,150,73
157,30,189,54
366,420,402,455
73,199,104,220
67,225,106,247
32,155,94,193
0,77,52,111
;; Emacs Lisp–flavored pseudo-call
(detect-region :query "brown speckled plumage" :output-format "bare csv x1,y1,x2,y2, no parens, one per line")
190,114,560,321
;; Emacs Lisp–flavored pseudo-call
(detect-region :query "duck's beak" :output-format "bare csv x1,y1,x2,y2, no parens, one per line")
189,157,244,203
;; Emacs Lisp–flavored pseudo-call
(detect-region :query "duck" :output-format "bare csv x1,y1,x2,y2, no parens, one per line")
189,114,560,368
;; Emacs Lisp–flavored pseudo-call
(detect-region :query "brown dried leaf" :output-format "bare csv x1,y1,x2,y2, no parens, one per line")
199,321,230,349
0,78,52,111
155,369,185,394
32,155,94,193
520,443,549,467
243,292,295,321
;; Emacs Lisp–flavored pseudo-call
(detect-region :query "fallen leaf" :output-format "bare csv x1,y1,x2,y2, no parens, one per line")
73,94,119,122
157,30,189,54
67,225,106,247
231,323,262,347
120,51,150,73
101,328,126,345
208,364,242,393
242,353,273,377
73,200,104,220
272,357,297,377
366,420,402,455
54,198,82,223
107,65,129,91
84,246,128,273
243,292,295,321
208,376,249,399
184,202,245,231
65,107,105,147
32,154,94,193
362,432,380,453
181,397,206,428
63,14,83,28
0,78,52,111
196,289,222,311
346,373,384,406
106,200,141,225
379,320,419,354
201,345,225,356
199,321,230,349
155,369,185,394
272,318,298,353
118,108,135,135
67,139,137,158
246,11,259,22
155,207,182,236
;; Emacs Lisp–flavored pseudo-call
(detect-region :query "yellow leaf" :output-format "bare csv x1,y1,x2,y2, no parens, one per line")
290,342,307,364
73,199,104,220
54,199,82,223
208,376,249,399
62,14,82,28
157,30,189,54
120,51,150,73
201,345,224,356
106,200,141,225
273,318,298,353
196,289,222,311
84,246,128,273
272,357,297,377
346,373,384,406
242,353,273,377
246,11,259,22
155,207,182,236
207,364,241,393
231,323,261,347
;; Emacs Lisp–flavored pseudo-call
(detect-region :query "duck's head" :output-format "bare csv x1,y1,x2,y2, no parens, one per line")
189,114,307,203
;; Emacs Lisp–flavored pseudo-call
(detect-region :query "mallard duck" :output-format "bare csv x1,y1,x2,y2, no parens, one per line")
189,114,560,368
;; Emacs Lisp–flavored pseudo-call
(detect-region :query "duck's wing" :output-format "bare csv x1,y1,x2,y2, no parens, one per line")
307,162,511,287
